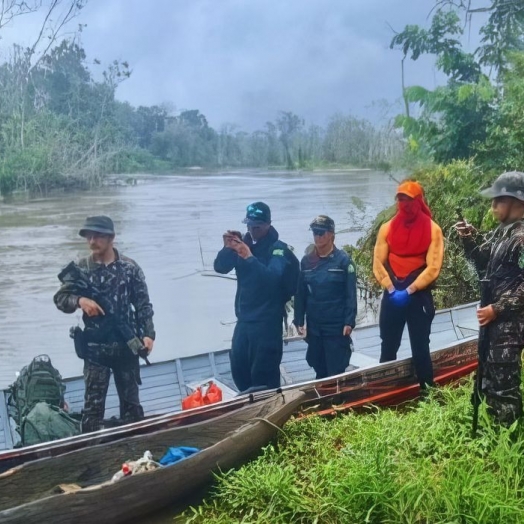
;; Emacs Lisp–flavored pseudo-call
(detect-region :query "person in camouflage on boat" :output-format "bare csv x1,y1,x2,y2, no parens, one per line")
456,171,524,426
54,216,155,432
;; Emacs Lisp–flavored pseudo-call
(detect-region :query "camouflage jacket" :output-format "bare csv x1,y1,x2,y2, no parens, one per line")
54,249,155,344
461,220,524,320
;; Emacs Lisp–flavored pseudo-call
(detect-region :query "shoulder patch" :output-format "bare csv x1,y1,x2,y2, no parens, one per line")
519,249,524,270
272,249,284,256
347,263,355,273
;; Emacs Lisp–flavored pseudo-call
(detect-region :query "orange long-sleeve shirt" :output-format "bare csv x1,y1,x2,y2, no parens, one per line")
373,220,444,294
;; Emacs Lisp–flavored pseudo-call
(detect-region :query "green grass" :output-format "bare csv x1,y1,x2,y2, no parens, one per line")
184,379,524,523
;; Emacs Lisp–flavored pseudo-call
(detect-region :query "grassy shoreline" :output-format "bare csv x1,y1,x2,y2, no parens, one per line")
184,378,524,523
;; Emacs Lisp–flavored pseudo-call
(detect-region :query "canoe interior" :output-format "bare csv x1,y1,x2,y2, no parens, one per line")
0,388,307,524
0,335,479,524
0,302,479,452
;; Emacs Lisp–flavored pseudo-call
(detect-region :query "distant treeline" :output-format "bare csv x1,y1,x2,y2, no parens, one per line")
0,37,403,196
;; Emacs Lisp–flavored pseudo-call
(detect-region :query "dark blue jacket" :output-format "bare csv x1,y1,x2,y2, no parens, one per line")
214,226,292,322
293,247,357,336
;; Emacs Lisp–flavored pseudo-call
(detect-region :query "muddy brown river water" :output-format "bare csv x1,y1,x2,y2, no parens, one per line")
0,168,398,521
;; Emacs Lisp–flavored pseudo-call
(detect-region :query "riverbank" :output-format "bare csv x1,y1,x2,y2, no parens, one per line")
0,165,391,202
184,378,524,523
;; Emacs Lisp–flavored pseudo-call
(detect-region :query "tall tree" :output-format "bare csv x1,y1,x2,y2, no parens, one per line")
276,111,303,169
390,7,496,162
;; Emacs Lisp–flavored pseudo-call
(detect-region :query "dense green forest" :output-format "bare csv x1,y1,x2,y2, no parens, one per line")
1,0,523,202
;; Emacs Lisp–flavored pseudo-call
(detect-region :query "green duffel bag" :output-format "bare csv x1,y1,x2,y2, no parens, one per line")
21,401,81,446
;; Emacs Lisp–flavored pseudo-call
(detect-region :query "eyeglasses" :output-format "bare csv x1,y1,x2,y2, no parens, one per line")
311,228,328,237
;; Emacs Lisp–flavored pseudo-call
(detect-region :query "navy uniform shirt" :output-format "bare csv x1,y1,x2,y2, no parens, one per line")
214,226,292,322
294,246,357,336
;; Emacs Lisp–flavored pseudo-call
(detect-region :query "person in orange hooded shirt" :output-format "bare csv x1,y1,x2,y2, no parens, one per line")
373,181,444,390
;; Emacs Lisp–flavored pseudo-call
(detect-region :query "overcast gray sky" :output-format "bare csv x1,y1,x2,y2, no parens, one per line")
4,0,487,130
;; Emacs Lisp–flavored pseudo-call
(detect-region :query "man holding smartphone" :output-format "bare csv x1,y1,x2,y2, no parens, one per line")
214,202,298,393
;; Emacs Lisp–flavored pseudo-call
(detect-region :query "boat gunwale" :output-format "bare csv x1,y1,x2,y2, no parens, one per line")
0,303,479,463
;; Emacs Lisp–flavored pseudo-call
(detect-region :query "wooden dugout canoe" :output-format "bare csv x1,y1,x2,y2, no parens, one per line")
0,388,307,524
0,336,480,524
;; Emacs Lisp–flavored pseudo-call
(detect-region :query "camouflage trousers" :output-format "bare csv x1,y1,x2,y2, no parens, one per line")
482,340,523,427
82,344,144,433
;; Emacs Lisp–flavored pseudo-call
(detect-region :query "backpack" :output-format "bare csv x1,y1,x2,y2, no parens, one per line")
21,402,81,446
8,355,66,430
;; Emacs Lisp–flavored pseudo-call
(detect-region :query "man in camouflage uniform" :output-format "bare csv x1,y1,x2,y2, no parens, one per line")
54,216,155,432
456,171,524,426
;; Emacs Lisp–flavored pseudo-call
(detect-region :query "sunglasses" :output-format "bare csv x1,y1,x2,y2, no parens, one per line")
311,228,328,237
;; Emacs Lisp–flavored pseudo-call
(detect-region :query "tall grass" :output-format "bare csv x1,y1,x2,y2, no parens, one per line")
185,379,524,523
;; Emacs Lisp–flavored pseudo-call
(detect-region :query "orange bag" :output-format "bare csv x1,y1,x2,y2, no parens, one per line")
181,387,204,410
204,382,223,405
181,382,223,410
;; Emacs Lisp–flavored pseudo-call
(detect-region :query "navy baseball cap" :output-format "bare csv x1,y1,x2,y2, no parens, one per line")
242,202,271,225
309,215,335,232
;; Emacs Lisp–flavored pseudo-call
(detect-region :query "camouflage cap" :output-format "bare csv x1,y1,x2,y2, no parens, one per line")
480,171,524,202
309,215,335,232
79,216,115,237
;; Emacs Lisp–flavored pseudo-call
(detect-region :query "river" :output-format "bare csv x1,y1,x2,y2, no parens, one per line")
0,168,398,521
0,169,396,388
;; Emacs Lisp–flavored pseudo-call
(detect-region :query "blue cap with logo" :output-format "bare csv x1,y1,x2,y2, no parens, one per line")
242,202,271,225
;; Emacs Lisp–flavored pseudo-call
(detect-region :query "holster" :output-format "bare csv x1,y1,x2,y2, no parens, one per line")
70,326,87,359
